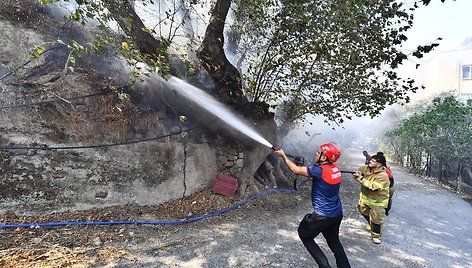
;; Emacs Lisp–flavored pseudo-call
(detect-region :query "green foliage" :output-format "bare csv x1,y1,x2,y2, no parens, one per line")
38,0,57,4
234,0,440,124
385,95,472,174
29,46,46,60
38,0,172,82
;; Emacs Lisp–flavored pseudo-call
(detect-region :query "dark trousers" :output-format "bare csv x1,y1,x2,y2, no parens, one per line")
298,213,351,268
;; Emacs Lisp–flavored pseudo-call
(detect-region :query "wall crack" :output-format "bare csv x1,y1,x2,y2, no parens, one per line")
182,143,187,198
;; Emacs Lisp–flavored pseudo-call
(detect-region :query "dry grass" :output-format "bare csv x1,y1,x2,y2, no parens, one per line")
0,244,135,268
0,188,244,267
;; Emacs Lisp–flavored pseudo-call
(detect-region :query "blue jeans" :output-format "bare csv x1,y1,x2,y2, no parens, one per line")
298,213,351,268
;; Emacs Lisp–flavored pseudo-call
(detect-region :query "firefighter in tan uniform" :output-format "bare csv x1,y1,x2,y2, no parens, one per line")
353,154,389,244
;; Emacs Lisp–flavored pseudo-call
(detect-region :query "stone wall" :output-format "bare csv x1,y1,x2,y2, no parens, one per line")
0,19,222,216
216,146,244,176
0,143,218,215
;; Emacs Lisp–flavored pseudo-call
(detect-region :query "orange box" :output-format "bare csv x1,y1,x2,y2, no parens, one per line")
213,174,238,197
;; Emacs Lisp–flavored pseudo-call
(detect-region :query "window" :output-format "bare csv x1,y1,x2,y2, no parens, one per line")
462,64,472,80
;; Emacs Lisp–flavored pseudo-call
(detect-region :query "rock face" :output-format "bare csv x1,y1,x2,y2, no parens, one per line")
0,13,224,215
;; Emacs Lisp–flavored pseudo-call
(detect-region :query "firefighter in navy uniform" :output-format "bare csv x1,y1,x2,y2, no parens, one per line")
275,143,351,268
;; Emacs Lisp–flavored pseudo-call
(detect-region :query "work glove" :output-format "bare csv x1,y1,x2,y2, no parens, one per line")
353,171,363,183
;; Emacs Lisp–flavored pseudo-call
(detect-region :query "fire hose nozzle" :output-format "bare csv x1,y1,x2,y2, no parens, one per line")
272,146,304,166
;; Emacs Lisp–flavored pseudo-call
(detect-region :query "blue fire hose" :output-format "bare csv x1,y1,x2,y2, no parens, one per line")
0,188,298,229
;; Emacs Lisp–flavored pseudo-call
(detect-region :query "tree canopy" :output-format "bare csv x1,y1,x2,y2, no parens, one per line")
37,0,441,126
235,0,443,126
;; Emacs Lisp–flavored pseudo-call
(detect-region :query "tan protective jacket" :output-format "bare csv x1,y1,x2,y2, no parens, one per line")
356,165,390,207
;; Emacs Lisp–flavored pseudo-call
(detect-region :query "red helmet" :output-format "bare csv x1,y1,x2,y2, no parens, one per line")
320,143,341,163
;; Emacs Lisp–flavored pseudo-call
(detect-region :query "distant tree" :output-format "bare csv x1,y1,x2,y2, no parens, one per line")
385,95,472,182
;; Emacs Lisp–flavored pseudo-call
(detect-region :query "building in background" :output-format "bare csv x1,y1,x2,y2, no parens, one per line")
415,39,472,101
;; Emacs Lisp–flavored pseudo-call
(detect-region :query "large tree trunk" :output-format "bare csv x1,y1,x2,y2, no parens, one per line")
196,0,247,108
196,0,288,195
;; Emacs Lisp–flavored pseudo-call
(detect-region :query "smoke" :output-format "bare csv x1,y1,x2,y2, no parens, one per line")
280,114,389,163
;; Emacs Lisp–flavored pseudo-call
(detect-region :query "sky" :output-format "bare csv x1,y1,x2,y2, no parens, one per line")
407,0,472,51
400,0,472,73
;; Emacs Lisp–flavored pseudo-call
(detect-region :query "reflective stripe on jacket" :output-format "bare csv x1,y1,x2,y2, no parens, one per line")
358,165,389,208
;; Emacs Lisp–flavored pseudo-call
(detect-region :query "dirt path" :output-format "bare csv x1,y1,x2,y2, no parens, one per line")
340,167,472,268
99,156,472,267
2,153,472,267
111,162,472,267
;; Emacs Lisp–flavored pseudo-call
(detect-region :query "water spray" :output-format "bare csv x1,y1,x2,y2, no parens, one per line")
165,77,356,174
166,77,274,148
